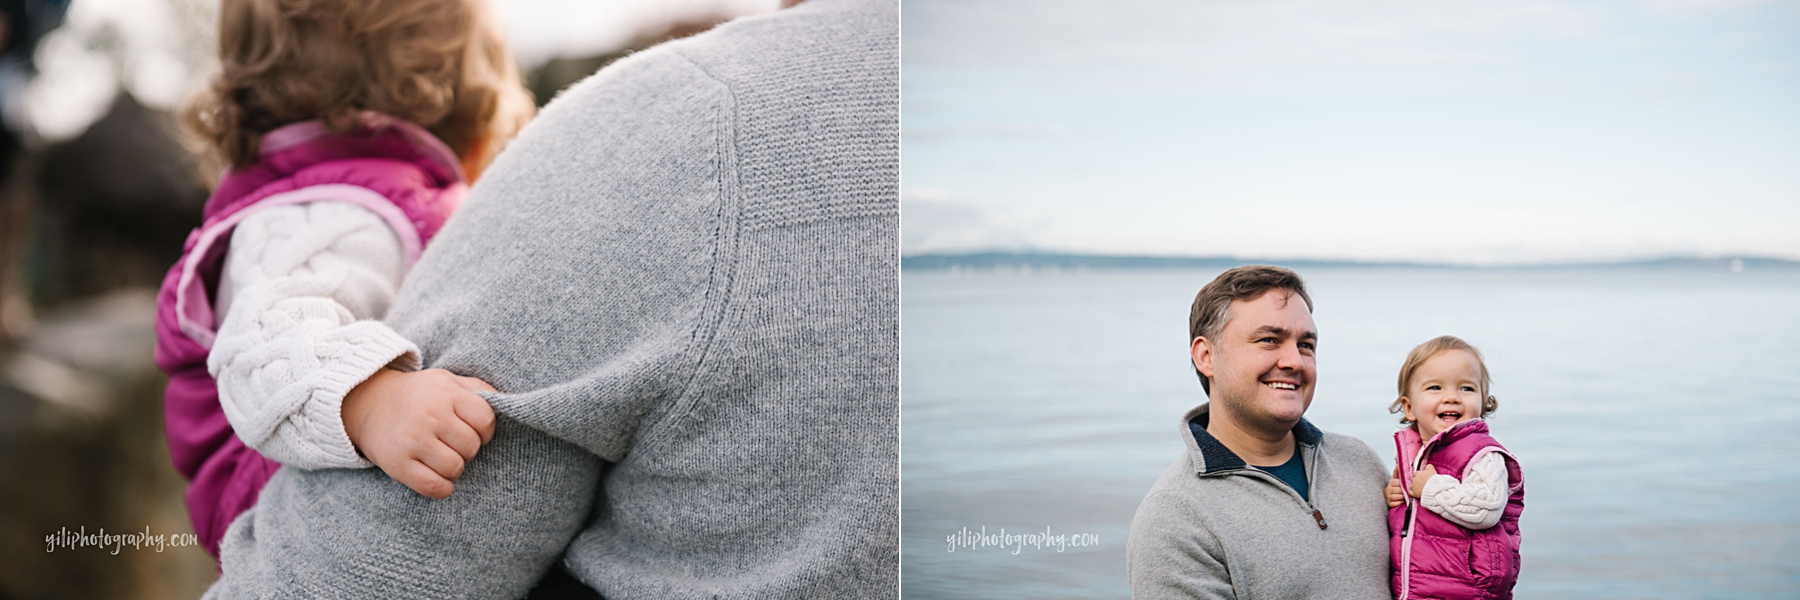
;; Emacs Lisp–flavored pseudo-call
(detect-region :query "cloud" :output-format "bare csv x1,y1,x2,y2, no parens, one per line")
902,189,1050,255
904,0,1591,73
1642,0,1799,15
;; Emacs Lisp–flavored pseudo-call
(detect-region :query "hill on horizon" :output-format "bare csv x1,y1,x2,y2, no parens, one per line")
900,251,1800,272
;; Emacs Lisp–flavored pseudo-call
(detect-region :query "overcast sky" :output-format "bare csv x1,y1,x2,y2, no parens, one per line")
902,0,1800,264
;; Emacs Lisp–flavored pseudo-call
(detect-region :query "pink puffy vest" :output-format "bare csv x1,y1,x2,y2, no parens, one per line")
1389,419,1525,600
152,114,464,559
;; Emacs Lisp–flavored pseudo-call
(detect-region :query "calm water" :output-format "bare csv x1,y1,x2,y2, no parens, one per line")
901,266,1800,599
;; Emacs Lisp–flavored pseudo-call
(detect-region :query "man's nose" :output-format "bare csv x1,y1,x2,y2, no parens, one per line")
1276,341,1305,369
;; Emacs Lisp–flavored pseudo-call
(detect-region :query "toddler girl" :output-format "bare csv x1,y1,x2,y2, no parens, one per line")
152,0,535,558
1383,336,1524,599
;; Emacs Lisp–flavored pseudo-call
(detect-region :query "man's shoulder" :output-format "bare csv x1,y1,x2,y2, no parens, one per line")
673,0,896,77
1317,429,1380,457
1129,456,1212,546
1133,450,1240,519
1315,429,1389,484
1139,454,1200,502
568,0,894,101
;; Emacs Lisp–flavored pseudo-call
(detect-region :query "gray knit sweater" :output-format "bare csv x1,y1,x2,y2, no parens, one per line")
1127,403,1391,599
204,0,898,597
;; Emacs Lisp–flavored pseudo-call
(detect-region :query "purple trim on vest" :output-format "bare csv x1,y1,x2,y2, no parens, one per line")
174,184,434,347
1389,419,1526,600
153,115,462,560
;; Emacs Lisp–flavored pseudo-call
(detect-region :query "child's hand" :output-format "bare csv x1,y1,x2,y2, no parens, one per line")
341,368,499,499
1409,464,1438,498
1386,466,1406,507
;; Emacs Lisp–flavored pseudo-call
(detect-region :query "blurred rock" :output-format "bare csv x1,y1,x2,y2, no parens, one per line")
0,288,214,600
28,92,206,307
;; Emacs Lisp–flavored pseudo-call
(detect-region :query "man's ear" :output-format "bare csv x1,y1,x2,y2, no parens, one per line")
1190,337,1214,379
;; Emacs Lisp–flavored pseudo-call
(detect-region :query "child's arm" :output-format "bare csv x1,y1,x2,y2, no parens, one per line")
208,201,492,497
1409,453,1509,529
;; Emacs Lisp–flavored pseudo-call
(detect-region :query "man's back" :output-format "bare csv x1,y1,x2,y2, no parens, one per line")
207,0,898,597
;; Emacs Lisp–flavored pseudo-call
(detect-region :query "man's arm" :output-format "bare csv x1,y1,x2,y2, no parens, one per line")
204,16,742,597
206,416,602,599
1128,490,1236,600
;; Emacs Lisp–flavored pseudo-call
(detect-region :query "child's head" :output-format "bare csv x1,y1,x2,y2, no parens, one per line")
183,0,535,180
1388,335,1499,439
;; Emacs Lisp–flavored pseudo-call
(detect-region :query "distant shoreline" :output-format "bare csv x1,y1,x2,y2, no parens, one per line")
900,252,1800,273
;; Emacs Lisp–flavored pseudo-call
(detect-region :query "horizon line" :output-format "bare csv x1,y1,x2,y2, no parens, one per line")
900,251,1800,270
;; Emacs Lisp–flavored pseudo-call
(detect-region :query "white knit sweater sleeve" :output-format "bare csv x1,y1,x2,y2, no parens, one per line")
1419,452,1510,530
207,200,422,470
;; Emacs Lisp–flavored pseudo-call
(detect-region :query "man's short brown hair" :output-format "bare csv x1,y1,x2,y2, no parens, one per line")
1188,265,1313,395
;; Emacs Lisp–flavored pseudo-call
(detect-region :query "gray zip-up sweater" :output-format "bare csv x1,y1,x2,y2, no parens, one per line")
204,0,898,597
1127,403,1391,599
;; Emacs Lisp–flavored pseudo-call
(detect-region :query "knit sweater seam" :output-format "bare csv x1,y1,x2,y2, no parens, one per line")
632,50,744,451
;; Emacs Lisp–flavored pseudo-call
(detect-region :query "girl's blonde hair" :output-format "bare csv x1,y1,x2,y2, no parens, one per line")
1387,335,1499,425
183,0,535,177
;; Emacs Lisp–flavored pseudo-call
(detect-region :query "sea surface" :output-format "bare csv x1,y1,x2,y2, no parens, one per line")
901,266,1800,599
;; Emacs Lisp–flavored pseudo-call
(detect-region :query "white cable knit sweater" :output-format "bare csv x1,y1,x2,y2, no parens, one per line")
1418,451,1509,530
207,199,421,470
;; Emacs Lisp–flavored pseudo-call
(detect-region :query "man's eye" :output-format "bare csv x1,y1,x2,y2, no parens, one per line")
1257,337,1277,344
1299,342,1315,351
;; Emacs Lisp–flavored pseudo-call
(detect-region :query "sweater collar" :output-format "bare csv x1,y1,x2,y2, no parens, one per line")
1181,402,1322,475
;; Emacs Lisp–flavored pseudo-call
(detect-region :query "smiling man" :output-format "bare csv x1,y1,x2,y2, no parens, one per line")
1127,266,1390,599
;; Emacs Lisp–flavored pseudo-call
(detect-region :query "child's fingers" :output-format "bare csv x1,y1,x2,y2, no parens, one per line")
438,417,484,462
1409,468,1432,498
453,390,498,445
414,440,468,482
392,460,455,499
454,375,499,394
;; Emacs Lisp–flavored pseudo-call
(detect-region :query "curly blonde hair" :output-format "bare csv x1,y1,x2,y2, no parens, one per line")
182,0,534,179
1388,335,1499,425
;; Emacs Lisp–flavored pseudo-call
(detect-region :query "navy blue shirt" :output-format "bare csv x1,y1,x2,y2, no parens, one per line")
1251,445,1309,502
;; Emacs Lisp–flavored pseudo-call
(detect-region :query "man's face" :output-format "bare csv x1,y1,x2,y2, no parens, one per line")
1191,290,1318,432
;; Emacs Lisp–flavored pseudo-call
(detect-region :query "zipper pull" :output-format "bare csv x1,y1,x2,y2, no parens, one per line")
1401,504,1412,537
1312,509,1328,530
